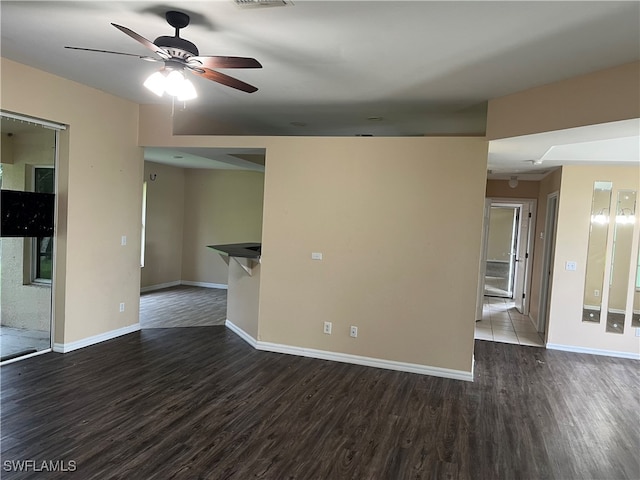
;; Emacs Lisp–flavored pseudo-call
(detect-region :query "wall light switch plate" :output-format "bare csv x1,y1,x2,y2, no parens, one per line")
121,235,127,246
565,261,577,271
312,252,323,260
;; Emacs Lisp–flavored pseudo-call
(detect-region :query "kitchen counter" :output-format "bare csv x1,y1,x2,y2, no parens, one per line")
207,243,261,259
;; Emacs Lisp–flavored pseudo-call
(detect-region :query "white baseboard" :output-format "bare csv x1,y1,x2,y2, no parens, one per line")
140,280,228,293
225,320,473,382
546,343,640,360
225,319,258,348
53,323,141,353
181,281,228,290
140,281,181,293
0,348,52,366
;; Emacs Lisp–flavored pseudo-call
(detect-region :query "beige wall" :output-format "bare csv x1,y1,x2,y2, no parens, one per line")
487,61,640,140
548,165,639,353
1,58,143,345
141,161,185,288
528,169,562,325
181,169,265,286
258,137,488,373
1,127,55,331
227,260,260,339
486,179,540,199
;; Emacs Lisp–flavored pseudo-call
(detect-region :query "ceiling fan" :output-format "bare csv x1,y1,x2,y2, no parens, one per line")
65,10,262,98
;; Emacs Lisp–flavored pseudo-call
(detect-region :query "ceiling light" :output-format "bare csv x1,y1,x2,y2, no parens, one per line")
165,70,186,96
143,71,167,97
616,208,636,224
176,78,197,101
531,159,544,165
508,176,519,188
143,69,197,101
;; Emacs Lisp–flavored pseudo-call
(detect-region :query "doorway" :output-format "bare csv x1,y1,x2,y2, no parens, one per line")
482,199,536,314
485,205,518,297
0,113,63,364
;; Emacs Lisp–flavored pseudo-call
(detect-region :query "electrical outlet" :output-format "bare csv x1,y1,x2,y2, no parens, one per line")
350,326,358,338
119,302,125,312
323,321,332,334
312,252,323,260
121,235,127,246
594,289,600,297
565,261,577,271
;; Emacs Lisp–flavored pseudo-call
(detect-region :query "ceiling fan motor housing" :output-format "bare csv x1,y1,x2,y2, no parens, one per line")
154,35,199,59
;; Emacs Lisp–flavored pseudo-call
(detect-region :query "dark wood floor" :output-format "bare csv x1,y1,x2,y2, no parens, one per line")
1,327,638,479
140,286,227,328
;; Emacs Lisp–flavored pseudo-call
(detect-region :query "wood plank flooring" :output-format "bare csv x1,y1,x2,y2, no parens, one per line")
1,327,638,479
140,286,227,328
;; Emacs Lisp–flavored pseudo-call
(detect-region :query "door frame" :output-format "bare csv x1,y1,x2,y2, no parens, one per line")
0,112,64,365
538,191,559,337
481,197,537,313
476,199,492,320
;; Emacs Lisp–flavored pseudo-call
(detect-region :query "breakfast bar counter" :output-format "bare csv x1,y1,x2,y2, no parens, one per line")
208,243,261,341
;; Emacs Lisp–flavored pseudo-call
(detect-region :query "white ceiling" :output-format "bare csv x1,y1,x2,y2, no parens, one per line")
1,1,638,175
488,118,640,180
145,146,265,170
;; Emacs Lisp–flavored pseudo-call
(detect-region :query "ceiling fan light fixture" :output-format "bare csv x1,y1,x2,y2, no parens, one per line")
143,69,198,101
177,78,197,101
68,11,260,96
165,70,187,96
143,71,167,96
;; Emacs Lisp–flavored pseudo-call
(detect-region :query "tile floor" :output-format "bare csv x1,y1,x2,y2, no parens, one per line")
0,326,51,361
475,297,545,347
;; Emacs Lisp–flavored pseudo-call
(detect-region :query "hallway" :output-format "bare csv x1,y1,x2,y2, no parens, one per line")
475,297,544,347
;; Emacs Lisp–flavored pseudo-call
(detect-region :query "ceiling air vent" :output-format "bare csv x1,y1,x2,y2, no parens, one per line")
234,0,293,7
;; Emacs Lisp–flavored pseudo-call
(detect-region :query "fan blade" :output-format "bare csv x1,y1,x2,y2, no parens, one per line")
64,46,161,62
111,23,170,59
190,67,258,93
188,56,262,69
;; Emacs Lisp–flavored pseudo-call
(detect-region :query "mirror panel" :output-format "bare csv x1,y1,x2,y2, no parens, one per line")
582,181,613,323
632,238,640,328
606,190,637,334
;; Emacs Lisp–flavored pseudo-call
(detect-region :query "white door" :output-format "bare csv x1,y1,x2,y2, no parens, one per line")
514,203,531,313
